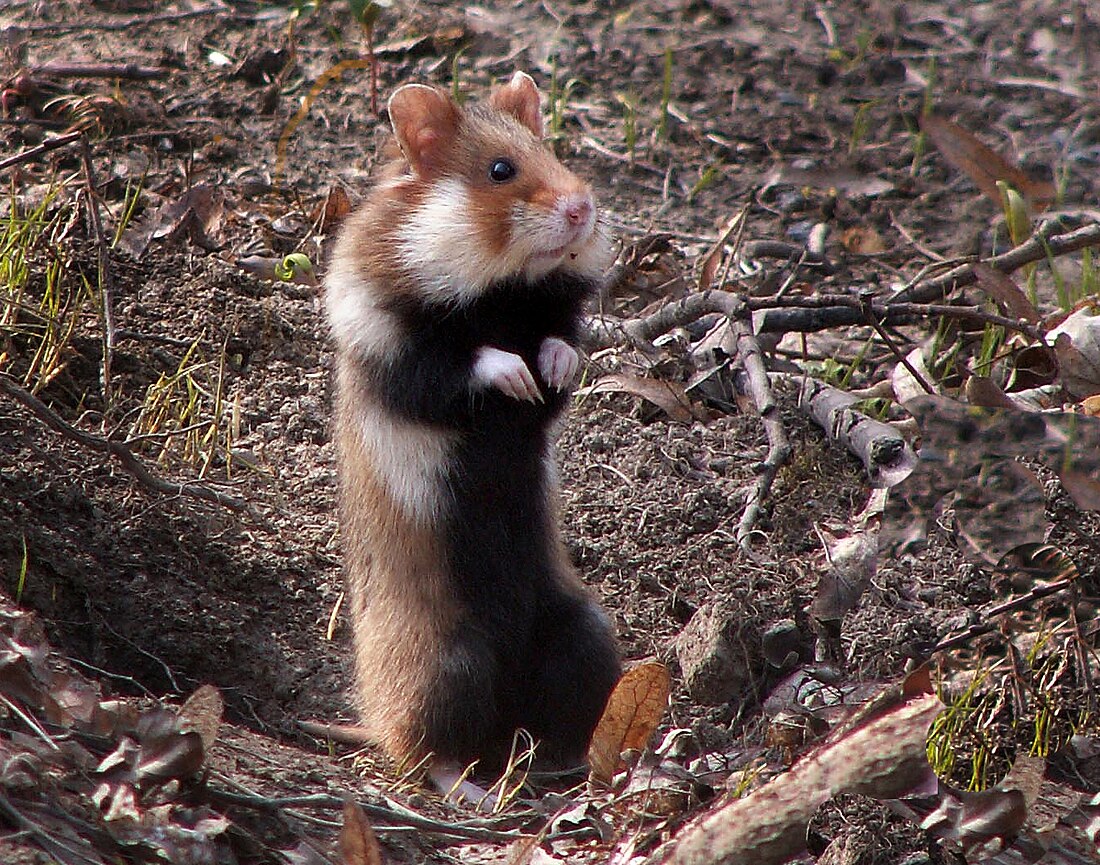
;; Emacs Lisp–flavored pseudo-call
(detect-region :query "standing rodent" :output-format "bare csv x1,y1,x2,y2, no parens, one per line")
324,71,622,788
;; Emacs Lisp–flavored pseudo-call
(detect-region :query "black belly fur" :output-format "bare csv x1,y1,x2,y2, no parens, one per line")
365,270,620,766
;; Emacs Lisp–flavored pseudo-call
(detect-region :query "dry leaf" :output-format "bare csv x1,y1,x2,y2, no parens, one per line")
140,184,225,253
314,184,353,235
1050,309,1100,398
178,684,223,752
841,225,887,255
698,209,745,291
587,662,671,787
1058,470,1100,511
1010,344,1058,390
965,375,1018,409
972,263,1040,323
812,527,879,622
919,113,1054,210
505,834,542,865
583,374,699,423
891,345,939,404
339,799,384,865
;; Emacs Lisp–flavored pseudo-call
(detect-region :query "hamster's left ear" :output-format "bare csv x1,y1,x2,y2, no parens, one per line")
388,84,461,179
489,71,543,138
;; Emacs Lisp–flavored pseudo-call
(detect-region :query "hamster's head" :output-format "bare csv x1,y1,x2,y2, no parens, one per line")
387,72,613,304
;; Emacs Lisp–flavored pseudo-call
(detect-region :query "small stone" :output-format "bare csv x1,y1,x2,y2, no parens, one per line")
674,602,754,705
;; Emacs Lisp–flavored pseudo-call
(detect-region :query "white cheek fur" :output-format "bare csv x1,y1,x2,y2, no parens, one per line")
396,178,613,297
395,178,518,302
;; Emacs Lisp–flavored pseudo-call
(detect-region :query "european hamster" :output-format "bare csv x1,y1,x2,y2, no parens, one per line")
324,71,621,792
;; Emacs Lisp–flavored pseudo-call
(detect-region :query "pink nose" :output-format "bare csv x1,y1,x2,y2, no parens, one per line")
563,196,592,226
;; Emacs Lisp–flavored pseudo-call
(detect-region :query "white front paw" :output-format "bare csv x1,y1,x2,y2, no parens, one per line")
472,346,542,403
537,337,579,391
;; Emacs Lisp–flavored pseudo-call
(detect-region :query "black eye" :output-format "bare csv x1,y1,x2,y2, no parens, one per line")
488,158,517,183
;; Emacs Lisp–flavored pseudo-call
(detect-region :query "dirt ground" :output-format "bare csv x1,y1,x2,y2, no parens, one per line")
2,1,1099,863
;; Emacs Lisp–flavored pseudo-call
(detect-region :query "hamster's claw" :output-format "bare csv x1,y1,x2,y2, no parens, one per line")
473,346,543,403
538,336,579,391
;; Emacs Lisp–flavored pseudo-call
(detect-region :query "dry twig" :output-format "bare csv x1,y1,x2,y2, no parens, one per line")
732,318,790,550
893,221,1100,303
78,138,116,403
0,374,257,519
0,131,83,173
29,62,168,80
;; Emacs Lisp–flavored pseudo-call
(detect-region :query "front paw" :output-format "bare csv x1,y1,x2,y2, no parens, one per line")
472,346,542,403
537,337,579,391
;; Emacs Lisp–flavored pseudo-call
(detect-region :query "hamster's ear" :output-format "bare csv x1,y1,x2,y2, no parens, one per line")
489,71,543,138
387,84,460,178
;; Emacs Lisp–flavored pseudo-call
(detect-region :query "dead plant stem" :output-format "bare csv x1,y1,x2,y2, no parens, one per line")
0,374,256,518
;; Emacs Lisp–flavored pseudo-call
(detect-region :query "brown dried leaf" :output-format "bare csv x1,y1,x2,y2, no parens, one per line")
134,730,206,786
339,799,384,865
1058,470,1100,511
584,374,699,423
315,184,353,235
133,709,205,786
1050,310,1100,398
1010,344,1057,390
505,833,541,865
697,210,745,292
841,225,887,255
588,662,671,787
178,684,223,752
812,528,879,622
120,184,225,256
917,787,1028,860
965,375,1017,409
919,113,1054,209
972,263,1041,323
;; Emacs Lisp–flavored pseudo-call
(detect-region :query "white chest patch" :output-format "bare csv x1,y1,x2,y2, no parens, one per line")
354,403,455,523
325,262,401,362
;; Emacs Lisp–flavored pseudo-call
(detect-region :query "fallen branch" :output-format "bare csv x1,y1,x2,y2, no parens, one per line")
0,131,83,173
588,288,1047,347
588,290,744,351
732,319,791,550
893,220,1100,303
750,293,1049,339
649,673,942,865
0,374,259,520
30,62,168,80
795,376,917,488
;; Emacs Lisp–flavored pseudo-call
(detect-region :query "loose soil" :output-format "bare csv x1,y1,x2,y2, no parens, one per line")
1,1,1098,863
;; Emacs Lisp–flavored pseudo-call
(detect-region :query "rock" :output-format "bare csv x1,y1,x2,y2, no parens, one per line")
674,602,756,705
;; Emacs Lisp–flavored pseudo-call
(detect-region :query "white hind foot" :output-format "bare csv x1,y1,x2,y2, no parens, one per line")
429,762,499,812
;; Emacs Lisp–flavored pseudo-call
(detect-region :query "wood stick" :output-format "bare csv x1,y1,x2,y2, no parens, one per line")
30,62,168,80
0,131,83,173
0,375,258,519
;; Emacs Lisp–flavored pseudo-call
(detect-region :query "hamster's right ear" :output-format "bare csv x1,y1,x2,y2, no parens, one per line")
387,84,460,178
